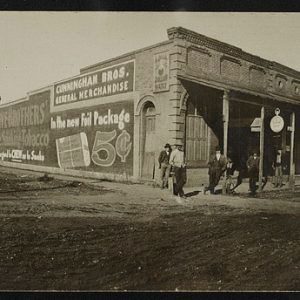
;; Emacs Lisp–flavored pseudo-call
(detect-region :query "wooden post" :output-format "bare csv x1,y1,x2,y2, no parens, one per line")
222,90,229,194
223,90,229,157
289,112,295,190
258,106,265,192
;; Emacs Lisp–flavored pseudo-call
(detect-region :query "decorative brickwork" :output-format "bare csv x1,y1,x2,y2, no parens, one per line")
292,80,300,97
275,75,288,94
249,66,266,89
187,46,211,75
168,26,300,103
220,56,241,81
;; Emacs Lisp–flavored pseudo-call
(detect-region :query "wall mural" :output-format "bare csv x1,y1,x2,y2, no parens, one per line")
0,86,134,177
0,90,51,165
50,100,134,175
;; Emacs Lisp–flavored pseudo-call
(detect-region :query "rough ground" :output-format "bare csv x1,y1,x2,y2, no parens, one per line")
0,166,299,291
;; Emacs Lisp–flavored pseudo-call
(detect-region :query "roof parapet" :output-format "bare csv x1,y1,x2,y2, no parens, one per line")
167,26,300,79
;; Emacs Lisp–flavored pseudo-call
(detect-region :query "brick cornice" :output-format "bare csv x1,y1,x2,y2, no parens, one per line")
167,27,300,79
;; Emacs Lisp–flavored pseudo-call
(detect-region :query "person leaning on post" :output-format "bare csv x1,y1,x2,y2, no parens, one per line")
169,142,187,199
158,143,172,189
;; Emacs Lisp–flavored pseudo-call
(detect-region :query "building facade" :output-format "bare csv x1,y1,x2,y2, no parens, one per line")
0,27,299,187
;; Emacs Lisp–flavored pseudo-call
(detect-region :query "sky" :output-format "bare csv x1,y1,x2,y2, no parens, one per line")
0,12,299,104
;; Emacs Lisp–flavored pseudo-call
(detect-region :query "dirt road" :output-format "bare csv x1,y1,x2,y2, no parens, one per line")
0,167,299,291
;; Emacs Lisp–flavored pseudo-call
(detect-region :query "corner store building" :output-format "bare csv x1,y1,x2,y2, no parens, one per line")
1,27,299,188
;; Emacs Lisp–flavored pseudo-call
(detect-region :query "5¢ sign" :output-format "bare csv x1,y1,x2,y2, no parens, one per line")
91,129,132,167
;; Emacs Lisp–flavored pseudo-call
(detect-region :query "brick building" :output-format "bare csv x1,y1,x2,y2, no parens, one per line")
0,27,299,188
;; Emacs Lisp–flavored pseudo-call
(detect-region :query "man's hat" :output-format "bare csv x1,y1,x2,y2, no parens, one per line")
215,145,221,151
164,143,171,148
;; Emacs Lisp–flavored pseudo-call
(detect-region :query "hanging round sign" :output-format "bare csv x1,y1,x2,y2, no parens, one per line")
270,108,284,133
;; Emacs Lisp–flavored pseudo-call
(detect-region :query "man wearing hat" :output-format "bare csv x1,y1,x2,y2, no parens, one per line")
247,151,260,196
158,143,172,189
206,145,227,194
169,142,187,199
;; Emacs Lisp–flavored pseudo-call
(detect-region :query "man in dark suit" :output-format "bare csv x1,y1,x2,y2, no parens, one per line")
158,143,172,189
247,151,260,196
206,146,227,194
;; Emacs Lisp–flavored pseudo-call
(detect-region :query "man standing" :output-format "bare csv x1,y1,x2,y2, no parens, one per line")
247,151,260,196
272,149,283,188
206,146,227,194
158,143,172,189
169,142,186,199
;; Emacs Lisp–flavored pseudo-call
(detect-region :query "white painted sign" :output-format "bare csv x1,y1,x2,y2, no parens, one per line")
153,51,169,92
270,108,284,133
250,117,261,132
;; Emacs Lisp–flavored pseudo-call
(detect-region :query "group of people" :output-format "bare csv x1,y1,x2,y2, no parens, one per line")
158,142,284,199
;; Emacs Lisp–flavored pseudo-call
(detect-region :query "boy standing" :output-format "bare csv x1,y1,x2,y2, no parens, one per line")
158,143,172,189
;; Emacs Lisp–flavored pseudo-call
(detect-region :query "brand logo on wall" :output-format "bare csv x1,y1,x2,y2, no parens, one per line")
54,61,135,107
0,90,51,165
153,51,169,92
270,108,284,133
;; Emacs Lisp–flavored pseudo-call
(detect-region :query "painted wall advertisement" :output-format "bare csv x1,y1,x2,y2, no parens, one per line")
0,61,134,176
0,91,51,165
153,51,169,92
50,100,134,175
54,61,134,106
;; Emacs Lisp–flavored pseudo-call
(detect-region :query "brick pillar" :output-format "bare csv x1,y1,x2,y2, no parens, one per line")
168,41,187,146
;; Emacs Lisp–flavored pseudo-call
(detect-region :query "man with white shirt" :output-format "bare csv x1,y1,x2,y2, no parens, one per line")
169,142,186,199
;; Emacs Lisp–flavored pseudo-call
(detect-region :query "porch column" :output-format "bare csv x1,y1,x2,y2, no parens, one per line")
223,90,229,157
258,106,265,192
289,112,295,190
222,90,229,195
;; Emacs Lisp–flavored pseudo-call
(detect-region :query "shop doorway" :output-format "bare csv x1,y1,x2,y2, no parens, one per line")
184,84,223,168
186,114,210,167
141,102,156,179
181,82,224,186
228,101,261,174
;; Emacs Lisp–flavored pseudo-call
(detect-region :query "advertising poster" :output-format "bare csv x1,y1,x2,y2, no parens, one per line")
50,100,134,175
0,90,51,165
153,51,169,92
56,132,91,169
54,61,134,107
